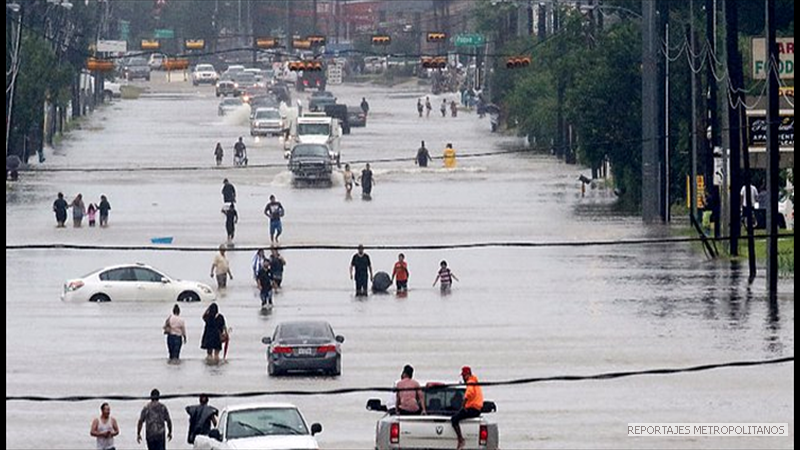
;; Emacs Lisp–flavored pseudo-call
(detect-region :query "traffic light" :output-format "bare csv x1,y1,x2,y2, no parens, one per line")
164,58,189,71
86,58,115,72
308,35,326,47
505,56,531,69
256,38,280,49
420,56,447,69
371,35,391,46
293,39,312,50
184,39,205,50
427,32,447,42
288,61,323,72
141,40,160,50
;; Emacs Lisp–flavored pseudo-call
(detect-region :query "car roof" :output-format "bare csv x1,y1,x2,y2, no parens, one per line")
255,107,279,112
90,263,159,273
224,403,300,413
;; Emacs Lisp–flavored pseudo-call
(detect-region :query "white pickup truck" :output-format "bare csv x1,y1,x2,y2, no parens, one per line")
366,382,499,450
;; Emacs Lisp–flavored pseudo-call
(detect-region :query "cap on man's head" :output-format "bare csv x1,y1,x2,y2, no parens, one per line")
461,366,472,376
150,389,160,400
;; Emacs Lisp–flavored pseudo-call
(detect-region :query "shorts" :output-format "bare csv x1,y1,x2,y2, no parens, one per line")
272,275,283,287
396,279,408,291
270,220,282,237
440,281,451,291
216,274,227,288
355,275,368,293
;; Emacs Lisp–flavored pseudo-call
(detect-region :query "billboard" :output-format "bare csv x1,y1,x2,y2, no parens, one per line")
752,38,794,79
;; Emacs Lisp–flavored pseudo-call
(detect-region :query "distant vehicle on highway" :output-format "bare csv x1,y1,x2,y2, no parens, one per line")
347,107,367,128
193,403,322,450
148,53,166,70
232,72,259,96
308,91,337,112
262,320,343,374
123,57,150,81
218,97,245,116
250,107,284,136
61,263,215,303
216,79,236,97
366,382,499,450
192,64,219,85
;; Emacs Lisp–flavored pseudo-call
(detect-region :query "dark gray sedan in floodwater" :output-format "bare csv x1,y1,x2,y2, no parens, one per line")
262,321,344,376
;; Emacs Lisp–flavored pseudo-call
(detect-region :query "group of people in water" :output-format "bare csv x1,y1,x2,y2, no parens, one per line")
417,96,459,118
52,192,111,228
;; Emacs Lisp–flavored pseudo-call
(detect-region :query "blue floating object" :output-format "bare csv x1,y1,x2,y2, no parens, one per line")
151,237,174,244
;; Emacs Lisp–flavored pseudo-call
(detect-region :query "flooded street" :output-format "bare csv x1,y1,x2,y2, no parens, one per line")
5,75,794,449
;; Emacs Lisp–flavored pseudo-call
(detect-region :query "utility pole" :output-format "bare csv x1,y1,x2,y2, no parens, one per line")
725,0,743,255
704,0,719,237
313,0,318,34
641,0,664,223
537,2,546,41
6,3,23,157
764,0,780,295
689,0,698,223
286,0,293,52
665,21,671,222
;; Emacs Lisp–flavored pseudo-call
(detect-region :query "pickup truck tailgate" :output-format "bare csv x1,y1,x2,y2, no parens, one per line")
388,416,490,450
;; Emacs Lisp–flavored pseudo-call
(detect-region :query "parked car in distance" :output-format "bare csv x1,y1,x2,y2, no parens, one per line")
250,107,284,136
262,320,343,374
148,53,166,70
193,403,322,450
347,106,367,127
216,78,236,97
61,263,216,303
366,382,499,450
124,57,151,81
219,97,246,116
193,64,219,85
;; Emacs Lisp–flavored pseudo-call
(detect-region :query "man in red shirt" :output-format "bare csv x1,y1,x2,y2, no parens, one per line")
451,366,483,449
391,253,409,293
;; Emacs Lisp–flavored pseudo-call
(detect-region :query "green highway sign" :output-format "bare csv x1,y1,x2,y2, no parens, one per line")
154,29,174,39
454,34,485,47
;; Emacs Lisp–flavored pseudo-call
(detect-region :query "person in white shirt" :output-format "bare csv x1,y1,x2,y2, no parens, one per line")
164,304,187,361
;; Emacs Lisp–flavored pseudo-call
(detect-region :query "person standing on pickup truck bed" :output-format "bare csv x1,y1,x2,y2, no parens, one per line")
396,364,426,415
452,366,484,450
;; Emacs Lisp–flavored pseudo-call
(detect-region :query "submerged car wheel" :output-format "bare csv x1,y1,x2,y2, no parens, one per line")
178,291,200,302
90,293,111,303
330,356,342,376
268,362,282,376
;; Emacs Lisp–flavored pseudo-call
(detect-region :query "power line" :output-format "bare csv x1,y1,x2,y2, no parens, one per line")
6,356,792,402
6,233,794,253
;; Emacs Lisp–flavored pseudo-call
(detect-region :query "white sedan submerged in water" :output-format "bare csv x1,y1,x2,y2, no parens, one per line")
193,403,322,450
61,263,216,303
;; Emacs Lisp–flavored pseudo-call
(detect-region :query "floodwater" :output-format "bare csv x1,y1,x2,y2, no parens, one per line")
5,73,794,449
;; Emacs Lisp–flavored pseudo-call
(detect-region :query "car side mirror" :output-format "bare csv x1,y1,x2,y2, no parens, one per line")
160,277,170,284
366,398,387,412
209,429,223,441
481,401,497,413
310,423,323,435
335,335,345,343
261,337,272,345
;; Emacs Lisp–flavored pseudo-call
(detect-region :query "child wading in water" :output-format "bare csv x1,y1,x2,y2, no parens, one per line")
433,260,459,291
87,203,98,227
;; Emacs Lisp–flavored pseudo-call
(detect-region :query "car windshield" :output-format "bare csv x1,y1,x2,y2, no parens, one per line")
226,408,308,439
196,65,214,72
311,91,334,98
223,99,243,106
129,58,147,66
279,322,332,339
256,110,280,119
297,123,330,135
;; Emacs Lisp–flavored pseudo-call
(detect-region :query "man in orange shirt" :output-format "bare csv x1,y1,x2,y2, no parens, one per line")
451,366,483,449
391,253,409,293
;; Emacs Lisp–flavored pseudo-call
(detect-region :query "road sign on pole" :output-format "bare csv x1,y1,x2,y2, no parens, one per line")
454,34,485,47
154,29,174,39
